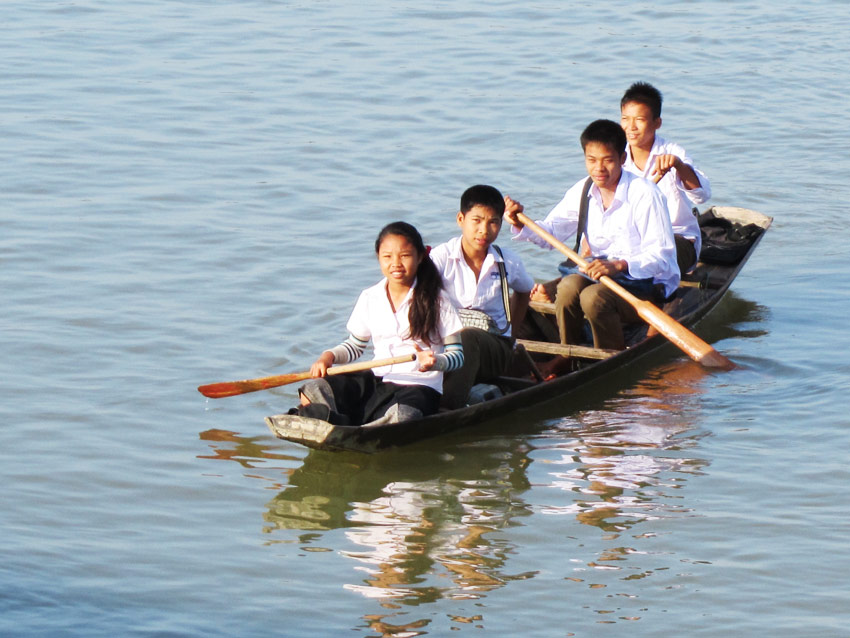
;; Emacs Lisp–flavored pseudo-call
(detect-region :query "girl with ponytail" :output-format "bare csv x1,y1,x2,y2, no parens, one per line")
292,222,464,426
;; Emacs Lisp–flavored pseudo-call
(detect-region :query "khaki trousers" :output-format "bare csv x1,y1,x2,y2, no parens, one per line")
554,274,642,351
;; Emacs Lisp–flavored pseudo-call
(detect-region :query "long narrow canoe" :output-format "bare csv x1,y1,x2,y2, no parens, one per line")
266,206,772,453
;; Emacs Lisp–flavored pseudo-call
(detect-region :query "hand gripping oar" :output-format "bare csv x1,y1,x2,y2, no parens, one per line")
198,353,418,398
516,212,734,369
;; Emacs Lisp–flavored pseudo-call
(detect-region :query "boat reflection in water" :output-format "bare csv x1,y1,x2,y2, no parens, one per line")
263,441,537,598
199,351,725,633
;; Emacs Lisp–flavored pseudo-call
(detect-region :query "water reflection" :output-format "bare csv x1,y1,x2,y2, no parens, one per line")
199,354,717,632
265,443,536,610
527,359,715,618
696,289,770,343
535,360,710,533
259,442,531,634
198,428,301,469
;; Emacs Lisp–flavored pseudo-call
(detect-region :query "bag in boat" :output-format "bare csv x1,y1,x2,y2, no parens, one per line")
698,209,765,265
457,244,511,335
457,308,507,335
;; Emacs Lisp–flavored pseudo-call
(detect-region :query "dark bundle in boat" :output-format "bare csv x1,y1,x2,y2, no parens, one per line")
266,206,772,453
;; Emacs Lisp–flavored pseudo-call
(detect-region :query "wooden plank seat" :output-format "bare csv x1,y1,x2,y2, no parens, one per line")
515,338,619,361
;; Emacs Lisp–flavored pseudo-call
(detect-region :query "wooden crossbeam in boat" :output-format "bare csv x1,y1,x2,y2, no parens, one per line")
515,338,619,360
529,300,557,315
678,279,702,288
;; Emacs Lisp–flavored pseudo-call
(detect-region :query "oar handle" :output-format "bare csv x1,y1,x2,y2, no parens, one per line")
517,212,587,267
198,353,417,399
516,212,641,304
326,354,418,377
514,212,734,369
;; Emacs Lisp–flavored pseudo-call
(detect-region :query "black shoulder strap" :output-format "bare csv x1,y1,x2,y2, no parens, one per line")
574,176,594,254
492,245,511,328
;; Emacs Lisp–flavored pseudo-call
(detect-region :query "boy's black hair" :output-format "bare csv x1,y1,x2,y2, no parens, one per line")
620,81,663,119
374,221,443,346
580,119,628,155
460,184,505,216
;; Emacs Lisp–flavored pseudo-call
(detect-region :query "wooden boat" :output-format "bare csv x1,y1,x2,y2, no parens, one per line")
266,206,772,453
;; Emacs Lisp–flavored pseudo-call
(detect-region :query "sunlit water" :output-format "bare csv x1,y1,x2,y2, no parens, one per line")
2,1,849,636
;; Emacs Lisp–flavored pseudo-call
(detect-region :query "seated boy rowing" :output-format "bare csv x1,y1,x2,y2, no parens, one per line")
504,119,679,366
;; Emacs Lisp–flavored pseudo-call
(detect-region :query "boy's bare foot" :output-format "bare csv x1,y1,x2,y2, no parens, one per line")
538,355,572,380
530,283,552,303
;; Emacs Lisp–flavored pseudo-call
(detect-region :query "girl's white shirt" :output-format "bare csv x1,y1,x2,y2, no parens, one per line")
346,278,463,392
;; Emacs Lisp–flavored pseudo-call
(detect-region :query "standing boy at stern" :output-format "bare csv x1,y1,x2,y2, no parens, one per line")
431,185,534,408
620,81,711,275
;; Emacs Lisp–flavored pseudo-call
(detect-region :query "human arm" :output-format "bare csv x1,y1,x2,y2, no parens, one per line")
503,195,525,229
581,258,629,280
652,154,702,190
310,333,369,377
653,147,711,204
504,190,580,248
417,332,464,372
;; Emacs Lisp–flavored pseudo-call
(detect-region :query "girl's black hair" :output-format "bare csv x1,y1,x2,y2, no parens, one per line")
375,221,443,345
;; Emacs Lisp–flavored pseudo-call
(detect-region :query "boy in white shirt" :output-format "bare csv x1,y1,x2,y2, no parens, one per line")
430,185,534,408
505,120,678,362
620,81,711,275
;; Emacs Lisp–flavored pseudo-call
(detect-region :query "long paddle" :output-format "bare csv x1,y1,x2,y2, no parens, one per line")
515,212,734,369
198,354,417,399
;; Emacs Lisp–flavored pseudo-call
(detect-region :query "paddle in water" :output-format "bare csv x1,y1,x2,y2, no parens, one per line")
198,354,418,399
516,212,734,370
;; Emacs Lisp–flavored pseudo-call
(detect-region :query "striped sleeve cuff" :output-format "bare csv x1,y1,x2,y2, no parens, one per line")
328,334,368,364
434,340,464,372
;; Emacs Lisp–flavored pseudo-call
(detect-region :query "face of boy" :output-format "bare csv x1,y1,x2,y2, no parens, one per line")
457,205,502,256
584,141,626,191
620,101,661,150
377,233,423,288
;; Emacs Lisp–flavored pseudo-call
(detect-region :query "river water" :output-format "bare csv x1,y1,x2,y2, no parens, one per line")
2,1,849,636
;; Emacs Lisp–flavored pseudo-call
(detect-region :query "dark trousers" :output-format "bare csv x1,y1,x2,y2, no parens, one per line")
675,234,698,275
299,371,440,425
441,328,512,409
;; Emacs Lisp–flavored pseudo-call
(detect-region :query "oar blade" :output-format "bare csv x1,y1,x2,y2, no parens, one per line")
197,382,246,399
695,348,736,370
636,301,735,370
197,372,309,398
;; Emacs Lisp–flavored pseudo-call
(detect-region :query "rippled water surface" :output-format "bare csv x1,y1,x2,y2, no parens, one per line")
2,1,849,636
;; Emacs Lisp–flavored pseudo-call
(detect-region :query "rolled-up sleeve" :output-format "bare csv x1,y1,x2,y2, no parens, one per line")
511,190,580,249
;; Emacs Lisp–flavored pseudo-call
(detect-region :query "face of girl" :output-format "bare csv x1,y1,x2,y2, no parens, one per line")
377,233,423,288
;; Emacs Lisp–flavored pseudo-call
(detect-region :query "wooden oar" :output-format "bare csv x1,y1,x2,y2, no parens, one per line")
198,354,418,399
516,212,734,369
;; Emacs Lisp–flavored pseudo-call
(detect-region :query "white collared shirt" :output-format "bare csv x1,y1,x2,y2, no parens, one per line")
624,135,710,257
346,278,463,392
513,170,680,297
430,237,534,337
